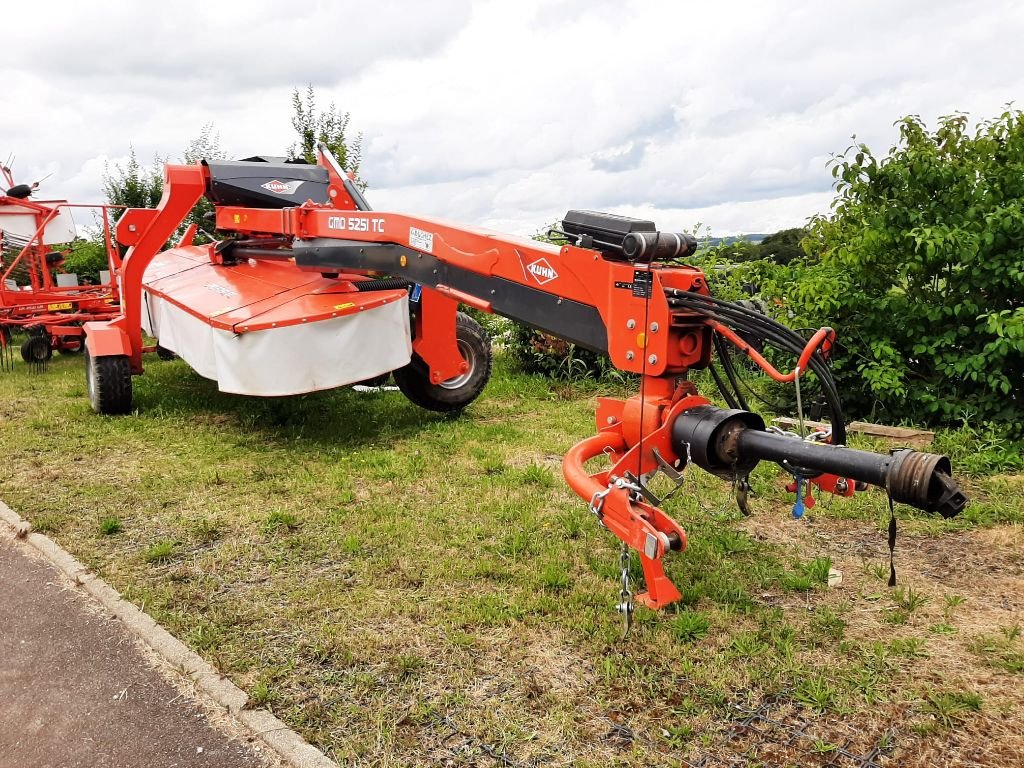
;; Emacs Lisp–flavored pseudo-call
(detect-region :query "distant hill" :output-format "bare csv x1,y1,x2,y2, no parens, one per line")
702,234,768,246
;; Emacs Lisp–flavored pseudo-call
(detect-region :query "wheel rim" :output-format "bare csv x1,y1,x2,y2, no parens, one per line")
439,338,476,390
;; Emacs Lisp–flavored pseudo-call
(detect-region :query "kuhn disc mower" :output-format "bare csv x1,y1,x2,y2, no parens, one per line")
83,145,967,613
1,160,122,366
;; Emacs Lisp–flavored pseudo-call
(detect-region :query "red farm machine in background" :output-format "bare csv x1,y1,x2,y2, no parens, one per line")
0,159,122,367
81,145,968,615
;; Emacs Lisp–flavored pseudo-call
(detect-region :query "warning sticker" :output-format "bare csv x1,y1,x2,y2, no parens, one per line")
409,227,434,254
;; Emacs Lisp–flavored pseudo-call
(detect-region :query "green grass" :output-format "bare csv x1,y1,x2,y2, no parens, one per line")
0,352,1021,764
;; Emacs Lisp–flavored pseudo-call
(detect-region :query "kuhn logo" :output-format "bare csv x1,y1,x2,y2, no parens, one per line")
260,179,303,194
526,258,558,285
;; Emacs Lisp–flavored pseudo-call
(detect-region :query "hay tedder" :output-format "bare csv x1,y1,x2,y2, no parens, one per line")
82,145,968,612
0,160,122,366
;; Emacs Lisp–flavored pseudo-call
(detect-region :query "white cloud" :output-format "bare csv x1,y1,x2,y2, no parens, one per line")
3,0,1023,235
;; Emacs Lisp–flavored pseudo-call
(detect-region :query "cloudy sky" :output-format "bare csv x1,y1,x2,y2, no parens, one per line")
3,0,1022,236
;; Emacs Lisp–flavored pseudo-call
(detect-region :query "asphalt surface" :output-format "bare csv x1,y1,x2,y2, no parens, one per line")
0,535,274,768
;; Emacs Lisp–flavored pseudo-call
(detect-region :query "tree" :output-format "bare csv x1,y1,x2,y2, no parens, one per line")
287,85,364,188
181,123,226,240
757,228,807,265
785,109,1024,429
102,147,163,210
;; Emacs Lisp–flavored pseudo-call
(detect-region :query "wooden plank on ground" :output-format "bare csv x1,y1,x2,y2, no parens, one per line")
772,417,934,448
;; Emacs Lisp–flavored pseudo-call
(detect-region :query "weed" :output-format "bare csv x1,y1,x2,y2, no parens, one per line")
99,517,122,535
892,586,929,613
265,510,300,532
794,674,839,712
189,623,222,651
921,690,982,729
864,561,889,582
537,560,572,593
884,608,910,625
143,539,176,564
250,679,279,707
888,637,928,659
392,654,426,680
190,516,221,543
809,607,846,644
518,463,554,487
670,611,711,643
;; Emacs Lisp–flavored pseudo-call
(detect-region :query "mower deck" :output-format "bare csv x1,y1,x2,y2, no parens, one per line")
141,246,411,396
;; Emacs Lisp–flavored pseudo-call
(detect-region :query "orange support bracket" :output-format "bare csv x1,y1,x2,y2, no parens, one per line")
99,164,207,373
413,288,468,384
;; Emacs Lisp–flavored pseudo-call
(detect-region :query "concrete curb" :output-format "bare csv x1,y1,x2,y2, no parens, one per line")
0,500,337,768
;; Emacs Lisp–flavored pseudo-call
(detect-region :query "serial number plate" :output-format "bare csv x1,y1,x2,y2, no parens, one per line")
409,227,434,253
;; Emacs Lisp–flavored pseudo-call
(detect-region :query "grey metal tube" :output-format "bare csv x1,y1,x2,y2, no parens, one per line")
671,405,967,518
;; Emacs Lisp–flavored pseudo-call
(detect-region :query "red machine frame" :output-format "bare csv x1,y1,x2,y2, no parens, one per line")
1,163,123,356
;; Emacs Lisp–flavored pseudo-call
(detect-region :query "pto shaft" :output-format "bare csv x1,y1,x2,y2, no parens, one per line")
671,405,967,518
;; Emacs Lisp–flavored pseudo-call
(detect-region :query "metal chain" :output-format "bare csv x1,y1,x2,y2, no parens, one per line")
616,540,634,637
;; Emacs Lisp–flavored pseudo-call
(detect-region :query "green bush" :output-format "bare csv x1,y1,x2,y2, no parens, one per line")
782,110,1024,431
61,238,109,283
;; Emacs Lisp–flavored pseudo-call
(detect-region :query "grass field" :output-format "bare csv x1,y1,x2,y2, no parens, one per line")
1,352,1022,766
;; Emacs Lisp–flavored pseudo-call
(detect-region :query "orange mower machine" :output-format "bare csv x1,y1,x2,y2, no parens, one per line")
83,145,968,614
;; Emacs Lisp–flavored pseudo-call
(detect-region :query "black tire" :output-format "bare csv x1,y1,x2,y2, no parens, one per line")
394,312,492,413
20,335,52,363
58,335,84,355
155,344,177,361
85,350,133,415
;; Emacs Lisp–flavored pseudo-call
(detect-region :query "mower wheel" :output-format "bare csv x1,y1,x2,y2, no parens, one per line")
85,350,133,415
394,311,492,413
21,335,52,363
155,344,177,361
58,335,84,355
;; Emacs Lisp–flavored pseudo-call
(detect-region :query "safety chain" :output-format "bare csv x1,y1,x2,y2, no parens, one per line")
588,475,645,636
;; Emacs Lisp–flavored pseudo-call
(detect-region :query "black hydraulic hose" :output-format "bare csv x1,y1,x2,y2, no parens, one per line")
712,331,750,411
708,363,741,410
666,291,846,444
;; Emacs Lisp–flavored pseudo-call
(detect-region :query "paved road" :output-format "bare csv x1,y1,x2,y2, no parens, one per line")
0,535,275,768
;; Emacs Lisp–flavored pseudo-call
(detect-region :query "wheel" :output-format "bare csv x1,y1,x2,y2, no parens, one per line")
58,335,84,355
155,344,177,361
20,335,52,363
394,312,492,413
85,350,133,415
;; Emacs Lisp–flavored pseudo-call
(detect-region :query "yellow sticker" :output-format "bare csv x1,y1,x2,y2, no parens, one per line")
334,302,355,310
47,302,73,311
400,255,408,267
636,332,647,348
233,214,241,223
